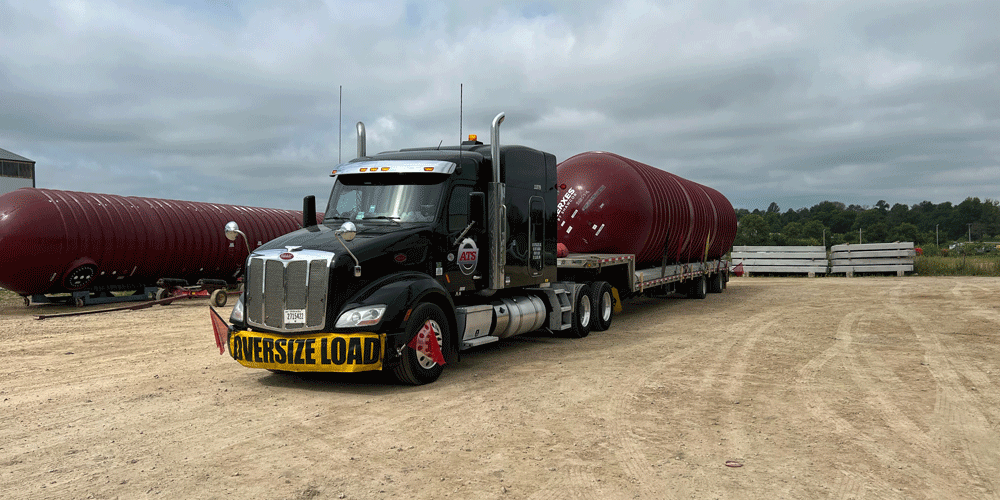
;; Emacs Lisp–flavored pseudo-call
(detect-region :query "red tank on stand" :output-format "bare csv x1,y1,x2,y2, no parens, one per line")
556,152,737,265
0,188,313,297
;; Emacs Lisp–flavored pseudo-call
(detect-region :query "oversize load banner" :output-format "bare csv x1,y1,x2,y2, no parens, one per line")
229,331,385,372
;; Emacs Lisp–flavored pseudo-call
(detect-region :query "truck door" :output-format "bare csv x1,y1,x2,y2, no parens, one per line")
444,185,480,293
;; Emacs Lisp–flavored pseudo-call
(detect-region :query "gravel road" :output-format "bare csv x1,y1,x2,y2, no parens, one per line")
2,276,998,499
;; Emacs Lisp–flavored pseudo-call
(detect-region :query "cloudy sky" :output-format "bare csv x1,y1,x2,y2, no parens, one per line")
2,0,998,213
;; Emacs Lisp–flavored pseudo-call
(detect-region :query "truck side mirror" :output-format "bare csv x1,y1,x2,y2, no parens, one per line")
302,195,317,228
469,192,485,229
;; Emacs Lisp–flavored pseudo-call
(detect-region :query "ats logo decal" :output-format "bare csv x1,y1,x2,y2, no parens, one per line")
457,238,479,275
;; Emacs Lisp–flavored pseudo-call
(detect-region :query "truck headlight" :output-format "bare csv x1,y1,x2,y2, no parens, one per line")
229,295,245,324
336,305,386,328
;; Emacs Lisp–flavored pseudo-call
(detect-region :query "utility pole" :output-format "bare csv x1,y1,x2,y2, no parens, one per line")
859,228,862,244
968,223,973,242
936,224,939,247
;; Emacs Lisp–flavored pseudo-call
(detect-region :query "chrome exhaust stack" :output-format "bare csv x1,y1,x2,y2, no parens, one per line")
356,122,366,158
488,112,507,291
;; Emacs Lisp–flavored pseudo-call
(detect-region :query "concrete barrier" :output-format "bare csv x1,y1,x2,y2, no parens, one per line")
731,246,828,277
830,242,915,276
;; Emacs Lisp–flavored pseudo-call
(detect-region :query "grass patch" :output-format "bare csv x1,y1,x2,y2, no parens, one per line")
915,255,1000,276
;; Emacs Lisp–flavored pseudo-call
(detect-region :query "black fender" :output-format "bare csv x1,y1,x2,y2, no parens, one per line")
338,271,458,364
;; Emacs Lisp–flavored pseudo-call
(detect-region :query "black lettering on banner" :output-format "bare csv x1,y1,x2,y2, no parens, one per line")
304,339,316,365
253,337,263,363
262,338,274,364
320,338,331,364
332,338,346,365
231,336,242,360
274,339,287,364
347,337,363,365
363,338,380,364
294,339,306,364
240,337,250,361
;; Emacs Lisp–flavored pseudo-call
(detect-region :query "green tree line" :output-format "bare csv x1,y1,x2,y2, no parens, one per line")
735,197,1000,250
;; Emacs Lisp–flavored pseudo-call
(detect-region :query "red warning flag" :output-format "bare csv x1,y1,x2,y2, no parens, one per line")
407,321,446,365
732,262,745,277
209,307,231,355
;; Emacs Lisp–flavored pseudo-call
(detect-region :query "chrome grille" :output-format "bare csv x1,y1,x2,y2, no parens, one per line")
245,249,335,332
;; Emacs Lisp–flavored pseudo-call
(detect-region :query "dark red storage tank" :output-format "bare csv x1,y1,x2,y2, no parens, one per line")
0,188,313,296
556,152,737,265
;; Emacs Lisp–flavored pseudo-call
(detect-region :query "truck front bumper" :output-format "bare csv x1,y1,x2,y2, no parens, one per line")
228,330,387,372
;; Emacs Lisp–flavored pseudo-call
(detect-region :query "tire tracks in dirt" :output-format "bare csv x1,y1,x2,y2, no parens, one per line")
595,305,779,499
885,282,999,499
797,283,1000,500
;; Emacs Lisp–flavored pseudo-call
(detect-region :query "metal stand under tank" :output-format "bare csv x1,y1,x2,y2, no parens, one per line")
29,286,159,307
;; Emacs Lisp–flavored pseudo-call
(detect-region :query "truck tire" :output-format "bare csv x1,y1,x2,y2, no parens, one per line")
567,284,593,338
686,276,707,299
393,303,448,385
210,289,228,307
708,273,724,293
590,281,614,332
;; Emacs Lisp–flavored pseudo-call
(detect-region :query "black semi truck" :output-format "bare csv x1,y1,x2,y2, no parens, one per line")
211,113,730,384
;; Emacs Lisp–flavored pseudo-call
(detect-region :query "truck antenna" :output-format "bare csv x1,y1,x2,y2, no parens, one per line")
459,83,463,163
338,85,342,163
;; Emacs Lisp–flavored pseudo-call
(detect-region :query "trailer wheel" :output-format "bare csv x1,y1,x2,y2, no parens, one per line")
393,303,448,385
210,289,228,307
708,273,724,293
686,276,707,299
155,288,171,304
567,284,593,338
590,281,614,332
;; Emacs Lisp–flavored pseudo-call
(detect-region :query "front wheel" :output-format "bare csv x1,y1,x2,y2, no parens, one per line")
393,303,449,385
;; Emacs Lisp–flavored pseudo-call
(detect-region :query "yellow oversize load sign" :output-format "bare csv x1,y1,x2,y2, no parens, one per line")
229,331,385,372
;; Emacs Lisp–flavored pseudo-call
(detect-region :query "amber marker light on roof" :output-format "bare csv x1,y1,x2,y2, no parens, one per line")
424,167,435,171
468,134,477,141
359,167,367,172
381,167,390,171
331,170,337,175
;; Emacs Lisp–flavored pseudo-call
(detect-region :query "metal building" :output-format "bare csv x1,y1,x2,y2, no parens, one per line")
0,147,36,196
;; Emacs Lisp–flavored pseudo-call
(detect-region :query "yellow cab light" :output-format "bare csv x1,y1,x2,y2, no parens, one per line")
468,134,477,141
381,166,390,171
330,170,337,175
424,167,435,171
359,167,368,172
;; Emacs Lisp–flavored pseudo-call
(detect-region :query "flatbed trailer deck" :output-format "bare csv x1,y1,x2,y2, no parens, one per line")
557,253,729,296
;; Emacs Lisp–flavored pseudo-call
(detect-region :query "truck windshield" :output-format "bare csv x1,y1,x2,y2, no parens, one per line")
324,173,447,224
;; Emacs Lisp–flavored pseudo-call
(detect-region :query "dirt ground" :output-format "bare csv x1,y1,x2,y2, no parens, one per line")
2,276,999,500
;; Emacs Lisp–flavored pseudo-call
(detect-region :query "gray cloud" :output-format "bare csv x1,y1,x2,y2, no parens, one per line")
0,0,997,214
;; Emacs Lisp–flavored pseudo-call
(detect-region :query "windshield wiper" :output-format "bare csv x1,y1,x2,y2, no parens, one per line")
364,216,401,225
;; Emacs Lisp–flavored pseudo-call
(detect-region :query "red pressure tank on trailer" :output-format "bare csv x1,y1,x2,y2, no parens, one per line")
0,188,312,297
556,152,737,265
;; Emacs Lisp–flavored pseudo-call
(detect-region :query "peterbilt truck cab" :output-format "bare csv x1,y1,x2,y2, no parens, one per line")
215,113,567,384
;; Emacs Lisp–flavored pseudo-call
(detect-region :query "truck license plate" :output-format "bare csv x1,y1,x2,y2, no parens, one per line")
284,309,305,324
